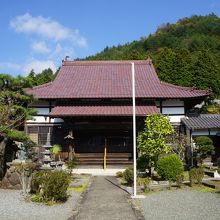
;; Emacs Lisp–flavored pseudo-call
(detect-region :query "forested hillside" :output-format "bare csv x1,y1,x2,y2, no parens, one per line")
85,14,220,97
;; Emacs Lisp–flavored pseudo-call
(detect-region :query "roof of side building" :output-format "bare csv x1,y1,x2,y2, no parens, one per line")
182,114,220,129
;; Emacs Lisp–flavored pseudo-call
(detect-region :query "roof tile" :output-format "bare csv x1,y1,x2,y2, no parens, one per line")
182,116,220,129
27,60,209,99
49,105,159,117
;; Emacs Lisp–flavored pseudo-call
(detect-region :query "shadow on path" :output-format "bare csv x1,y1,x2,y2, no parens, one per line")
104,177,130,195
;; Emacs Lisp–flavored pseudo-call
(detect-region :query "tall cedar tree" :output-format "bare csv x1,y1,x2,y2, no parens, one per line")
85,14,220,97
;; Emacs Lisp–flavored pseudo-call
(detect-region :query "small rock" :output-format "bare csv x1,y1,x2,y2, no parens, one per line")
159,181,169,185
8,172,20,186
150,180,158,185
69,182,83,188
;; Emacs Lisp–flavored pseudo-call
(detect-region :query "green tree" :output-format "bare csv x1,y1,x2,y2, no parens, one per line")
195,136,215,164
27,68,55,86
192,50,220,96
123,49,145,60
172,48,193,86
137,114,174,176
0,74,36,179
154,47,176,82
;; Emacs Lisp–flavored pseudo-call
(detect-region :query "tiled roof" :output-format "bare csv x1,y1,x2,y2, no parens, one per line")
182,115,220,129
27,60,209,99
49,105,159,117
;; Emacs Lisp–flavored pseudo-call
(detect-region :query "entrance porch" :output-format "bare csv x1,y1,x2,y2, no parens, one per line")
52,116,143,167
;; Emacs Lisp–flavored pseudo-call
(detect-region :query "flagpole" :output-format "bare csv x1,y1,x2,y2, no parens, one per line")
131,62,137,197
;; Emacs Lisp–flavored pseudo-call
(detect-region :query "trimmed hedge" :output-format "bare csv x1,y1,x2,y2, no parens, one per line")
156,154,184,182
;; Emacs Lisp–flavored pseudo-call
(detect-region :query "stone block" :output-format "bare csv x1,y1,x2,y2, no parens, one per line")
8,172,20,186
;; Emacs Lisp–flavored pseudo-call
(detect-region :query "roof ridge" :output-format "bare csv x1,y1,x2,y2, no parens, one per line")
62,59,152,66
161,82,209,94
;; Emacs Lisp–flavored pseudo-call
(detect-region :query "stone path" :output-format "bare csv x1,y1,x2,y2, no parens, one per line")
74,176,138,220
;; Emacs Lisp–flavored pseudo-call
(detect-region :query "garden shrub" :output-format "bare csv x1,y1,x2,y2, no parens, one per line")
176,174,184,187
137,155,149,171
156,154,184,182
31,170,70,202
43,170,70,202
65,156,78,171
137,177,151,192
196,136,214,164
123,167,133,185
218,168,220,175
116,171,123,178
31,170,51,193
30,194,44,203
189,167,204,186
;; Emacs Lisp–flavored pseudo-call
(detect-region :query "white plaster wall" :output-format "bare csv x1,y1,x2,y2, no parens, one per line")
168,115,185,123
192,130,209,136
27,116,64,123
51,118,64,123
210,129,220,135
162,107,185,115
192,129,220,136
35,108,50,115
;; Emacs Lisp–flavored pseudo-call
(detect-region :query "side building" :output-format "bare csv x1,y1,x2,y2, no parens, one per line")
26,59,209,166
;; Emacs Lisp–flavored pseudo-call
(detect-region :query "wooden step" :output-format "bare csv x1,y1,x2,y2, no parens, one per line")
77,153,132,157
107,161,133,165
77,152,132,166
78,161,133,165
79,157,130,161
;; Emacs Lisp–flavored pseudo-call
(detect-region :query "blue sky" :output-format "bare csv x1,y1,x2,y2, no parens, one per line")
0,0,219,75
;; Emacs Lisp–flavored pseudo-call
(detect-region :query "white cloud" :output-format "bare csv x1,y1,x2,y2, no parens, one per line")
23,59,57,74
0,62,21,71
10,13,87,47
31,41,50,53
49,43,75,60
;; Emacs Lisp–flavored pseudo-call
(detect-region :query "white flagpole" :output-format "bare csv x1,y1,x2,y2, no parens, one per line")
131,62,137,197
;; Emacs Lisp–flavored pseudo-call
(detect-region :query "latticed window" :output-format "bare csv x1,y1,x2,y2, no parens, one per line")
27,126,39,144
27,126,38,133
27,126,52,145
39,127,50,145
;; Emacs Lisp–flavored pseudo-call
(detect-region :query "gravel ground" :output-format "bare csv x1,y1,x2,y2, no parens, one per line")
0,174,92,220
138,189,220,220
0,189,81,220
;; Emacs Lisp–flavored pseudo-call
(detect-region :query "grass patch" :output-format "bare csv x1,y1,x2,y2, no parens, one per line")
189,185,216,193
200,186,216,193
30,194,63,205
68,180,89,193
